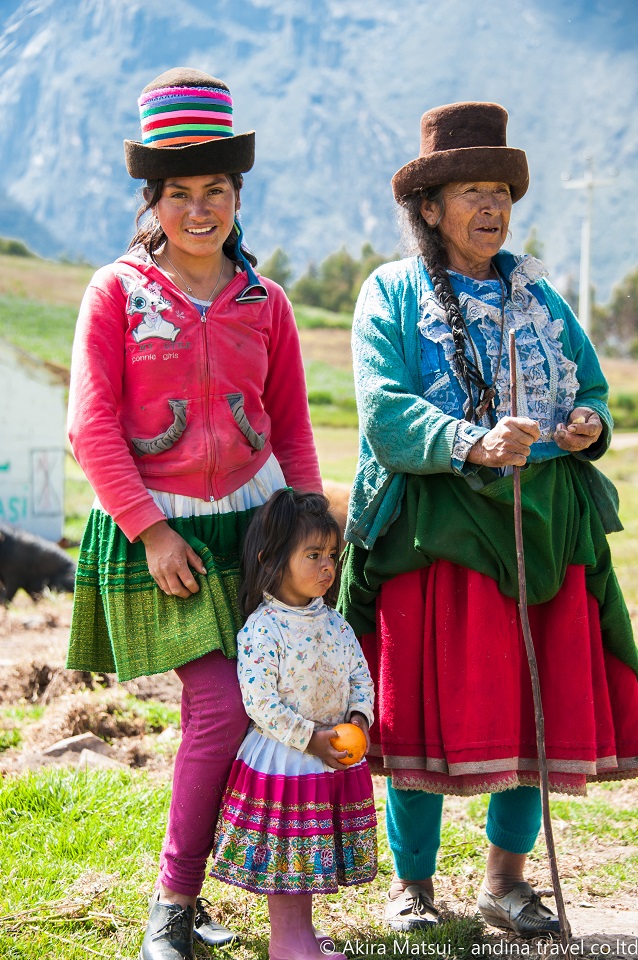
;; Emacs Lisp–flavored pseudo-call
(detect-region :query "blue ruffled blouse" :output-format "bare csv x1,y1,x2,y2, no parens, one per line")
418,258,580,469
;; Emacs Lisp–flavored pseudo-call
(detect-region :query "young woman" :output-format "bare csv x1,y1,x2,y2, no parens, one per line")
66,68,322,960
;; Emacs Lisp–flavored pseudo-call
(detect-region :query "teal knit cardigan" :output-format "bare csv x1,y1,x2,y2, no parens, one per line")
345,251,614,551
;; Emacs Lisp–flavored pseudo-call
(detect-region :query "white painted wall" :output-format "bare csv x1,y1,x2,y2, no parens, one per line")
0,342,66,541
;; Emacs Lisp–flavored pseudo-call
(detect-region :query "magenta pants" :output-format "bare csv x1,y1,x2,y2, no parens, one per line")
158,650,249,897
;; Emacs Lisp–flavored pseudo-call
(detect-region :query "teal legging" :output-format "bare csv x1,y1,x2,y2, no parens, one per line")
386,782,542,880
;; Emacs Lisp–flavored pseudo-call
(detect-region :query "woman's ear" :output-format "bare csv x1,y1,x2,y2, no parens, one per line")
420,197,440,228
257,549,263,564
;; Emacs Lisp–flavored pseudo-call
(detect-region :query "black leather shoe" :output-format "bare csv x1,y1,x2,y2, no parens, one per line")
139,895,195,960
193,896,236,947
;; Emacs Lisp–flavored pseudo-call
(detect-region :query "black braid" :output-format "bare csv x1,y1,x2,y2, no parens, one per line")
400,188,492,422
424,258,492,421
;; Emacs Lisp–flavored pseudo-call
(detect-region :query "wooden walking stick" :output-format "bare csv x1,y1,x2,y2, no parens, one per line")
509,329,571,947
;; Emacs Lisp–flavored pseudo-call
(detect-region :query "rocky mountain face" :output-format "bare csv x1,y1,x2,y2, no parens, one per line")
0,0,636,299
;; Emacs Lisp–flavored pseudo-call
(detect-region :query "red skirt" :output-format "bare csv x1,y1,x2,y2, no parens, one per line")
361,561,638,796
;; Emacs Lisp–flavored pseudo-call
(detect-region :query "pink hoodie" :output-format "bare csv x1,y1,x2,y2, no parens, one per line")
68,253,322,541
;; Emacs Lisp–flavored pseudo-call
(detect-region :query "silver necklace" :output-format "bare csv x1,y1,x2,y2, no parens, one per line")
161,250,226,309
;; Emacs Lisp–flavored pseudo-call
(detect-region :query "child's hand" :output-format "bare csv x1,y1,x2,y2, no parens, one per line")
349,712,371,754
307,729,349,770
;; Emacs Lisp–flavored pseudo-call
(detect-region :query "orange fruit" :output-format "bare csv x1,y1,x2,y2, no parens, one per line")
330,722,367,765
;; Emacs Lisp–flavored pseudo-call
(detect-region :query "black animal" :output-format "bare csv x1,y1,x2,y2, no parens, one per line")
0,524,76,603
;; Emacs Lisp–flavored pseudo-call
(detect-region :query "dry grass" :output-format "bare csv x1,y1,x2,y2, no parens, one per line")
0,253,93,307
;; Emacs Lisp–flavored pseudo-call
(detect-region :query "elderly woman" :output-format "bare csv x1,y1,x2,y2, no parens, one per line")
339,102,638,937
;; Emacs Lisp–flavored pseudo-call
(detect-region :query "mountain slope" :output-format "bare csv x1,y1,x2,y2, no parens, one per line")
0,0,636,298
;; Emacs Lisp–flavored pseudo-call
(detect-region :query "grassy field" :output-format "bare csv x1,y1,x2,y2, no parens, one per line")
2,252,638,426
0,769,485,960
599,446,638,614
2,255,638,956
1,765,637,959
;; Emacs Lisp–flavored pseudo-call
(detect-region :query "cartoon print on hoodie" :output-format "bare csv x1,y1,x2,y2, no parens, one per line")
119,274,181,343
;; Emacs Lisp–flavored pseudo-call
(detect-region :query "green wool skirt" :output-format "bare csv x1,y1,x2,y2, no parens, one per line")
67,506,257,682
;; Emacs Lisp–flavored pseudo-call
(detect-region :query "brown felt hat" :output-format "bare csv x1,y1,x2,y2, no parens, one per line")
124,68,255,180
392,101,529,204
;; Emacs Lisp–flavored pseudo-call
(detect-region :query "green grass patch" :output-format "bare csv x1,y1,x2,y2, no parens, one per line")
0,295,77,369
64,453,95,545
310,405,359,428
595,447,638,610
4,769,638,957
293,303,352,329
125,697,180,733
0,768,170,959
313,426,360,483
0,728,22,751
609,390,638,429
550,797,638,844
0,706,46,753
0,769,491,959
0,252,93,306
305,361,355,399
306,361,358,428
547,789,638,894
0,705,45,724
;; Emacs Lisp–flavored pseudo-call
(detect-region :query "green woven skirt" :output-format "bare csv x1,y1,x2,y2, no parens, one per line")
68,505,257,682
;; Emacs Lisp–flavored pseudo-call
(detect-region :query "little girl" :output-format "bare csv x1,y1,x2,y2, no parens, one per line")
210,488,377,960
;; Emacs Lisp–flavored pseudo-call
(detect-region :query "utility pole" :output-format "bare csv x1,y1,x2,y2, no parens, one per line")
562,156,615,337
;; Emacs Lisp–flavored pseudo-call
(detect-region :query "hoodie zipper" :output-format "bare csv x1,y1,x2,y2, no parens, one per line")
197,273,245,501
200,306,215,501
133,257,246,501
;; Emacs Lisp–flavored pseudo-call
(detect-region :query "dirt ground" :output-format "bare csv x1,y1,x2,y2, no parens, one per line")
1,592,638,952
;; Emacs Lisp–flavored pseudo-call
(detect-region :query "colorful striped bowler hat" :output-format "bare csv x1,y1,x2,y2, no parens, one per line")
124,67,255,180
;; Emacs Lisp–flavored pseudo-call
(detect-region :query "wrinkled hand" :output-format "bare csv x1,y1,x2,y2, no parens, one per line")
139,520,206,598
306,728,349,770
349,712,371,754
554,407,603,453
467,416,540,468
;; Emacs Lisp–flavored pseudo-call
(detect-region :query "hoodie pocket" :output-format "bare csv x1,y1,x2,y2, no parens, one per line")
226,392,266,452
131,399,187,456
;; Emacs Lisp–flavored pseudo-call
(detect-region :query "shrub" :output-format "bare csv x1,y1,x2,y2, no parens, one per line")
0,236,34,257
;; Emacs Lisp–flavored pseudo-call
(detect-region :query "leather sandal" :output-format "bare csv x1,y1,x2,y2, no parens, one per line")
384,884,439,931
477,881,560,937
193,896,236,946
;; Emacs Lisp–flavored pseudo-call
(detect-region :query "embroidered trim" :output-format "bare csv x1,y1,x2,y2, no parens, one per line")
452,421,482,466
227,392,266,451
379,752,621,775
131,399,187,456
387,770,588,798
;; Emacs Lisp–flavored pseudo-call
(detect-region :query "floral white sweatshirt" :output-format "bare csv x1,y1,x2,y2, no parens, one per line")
237,594,375,752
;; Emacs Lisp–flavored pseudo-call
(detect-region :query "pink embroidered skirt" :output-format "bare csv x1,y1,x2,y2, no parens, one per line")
210,727,377,893
361,561,638,796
